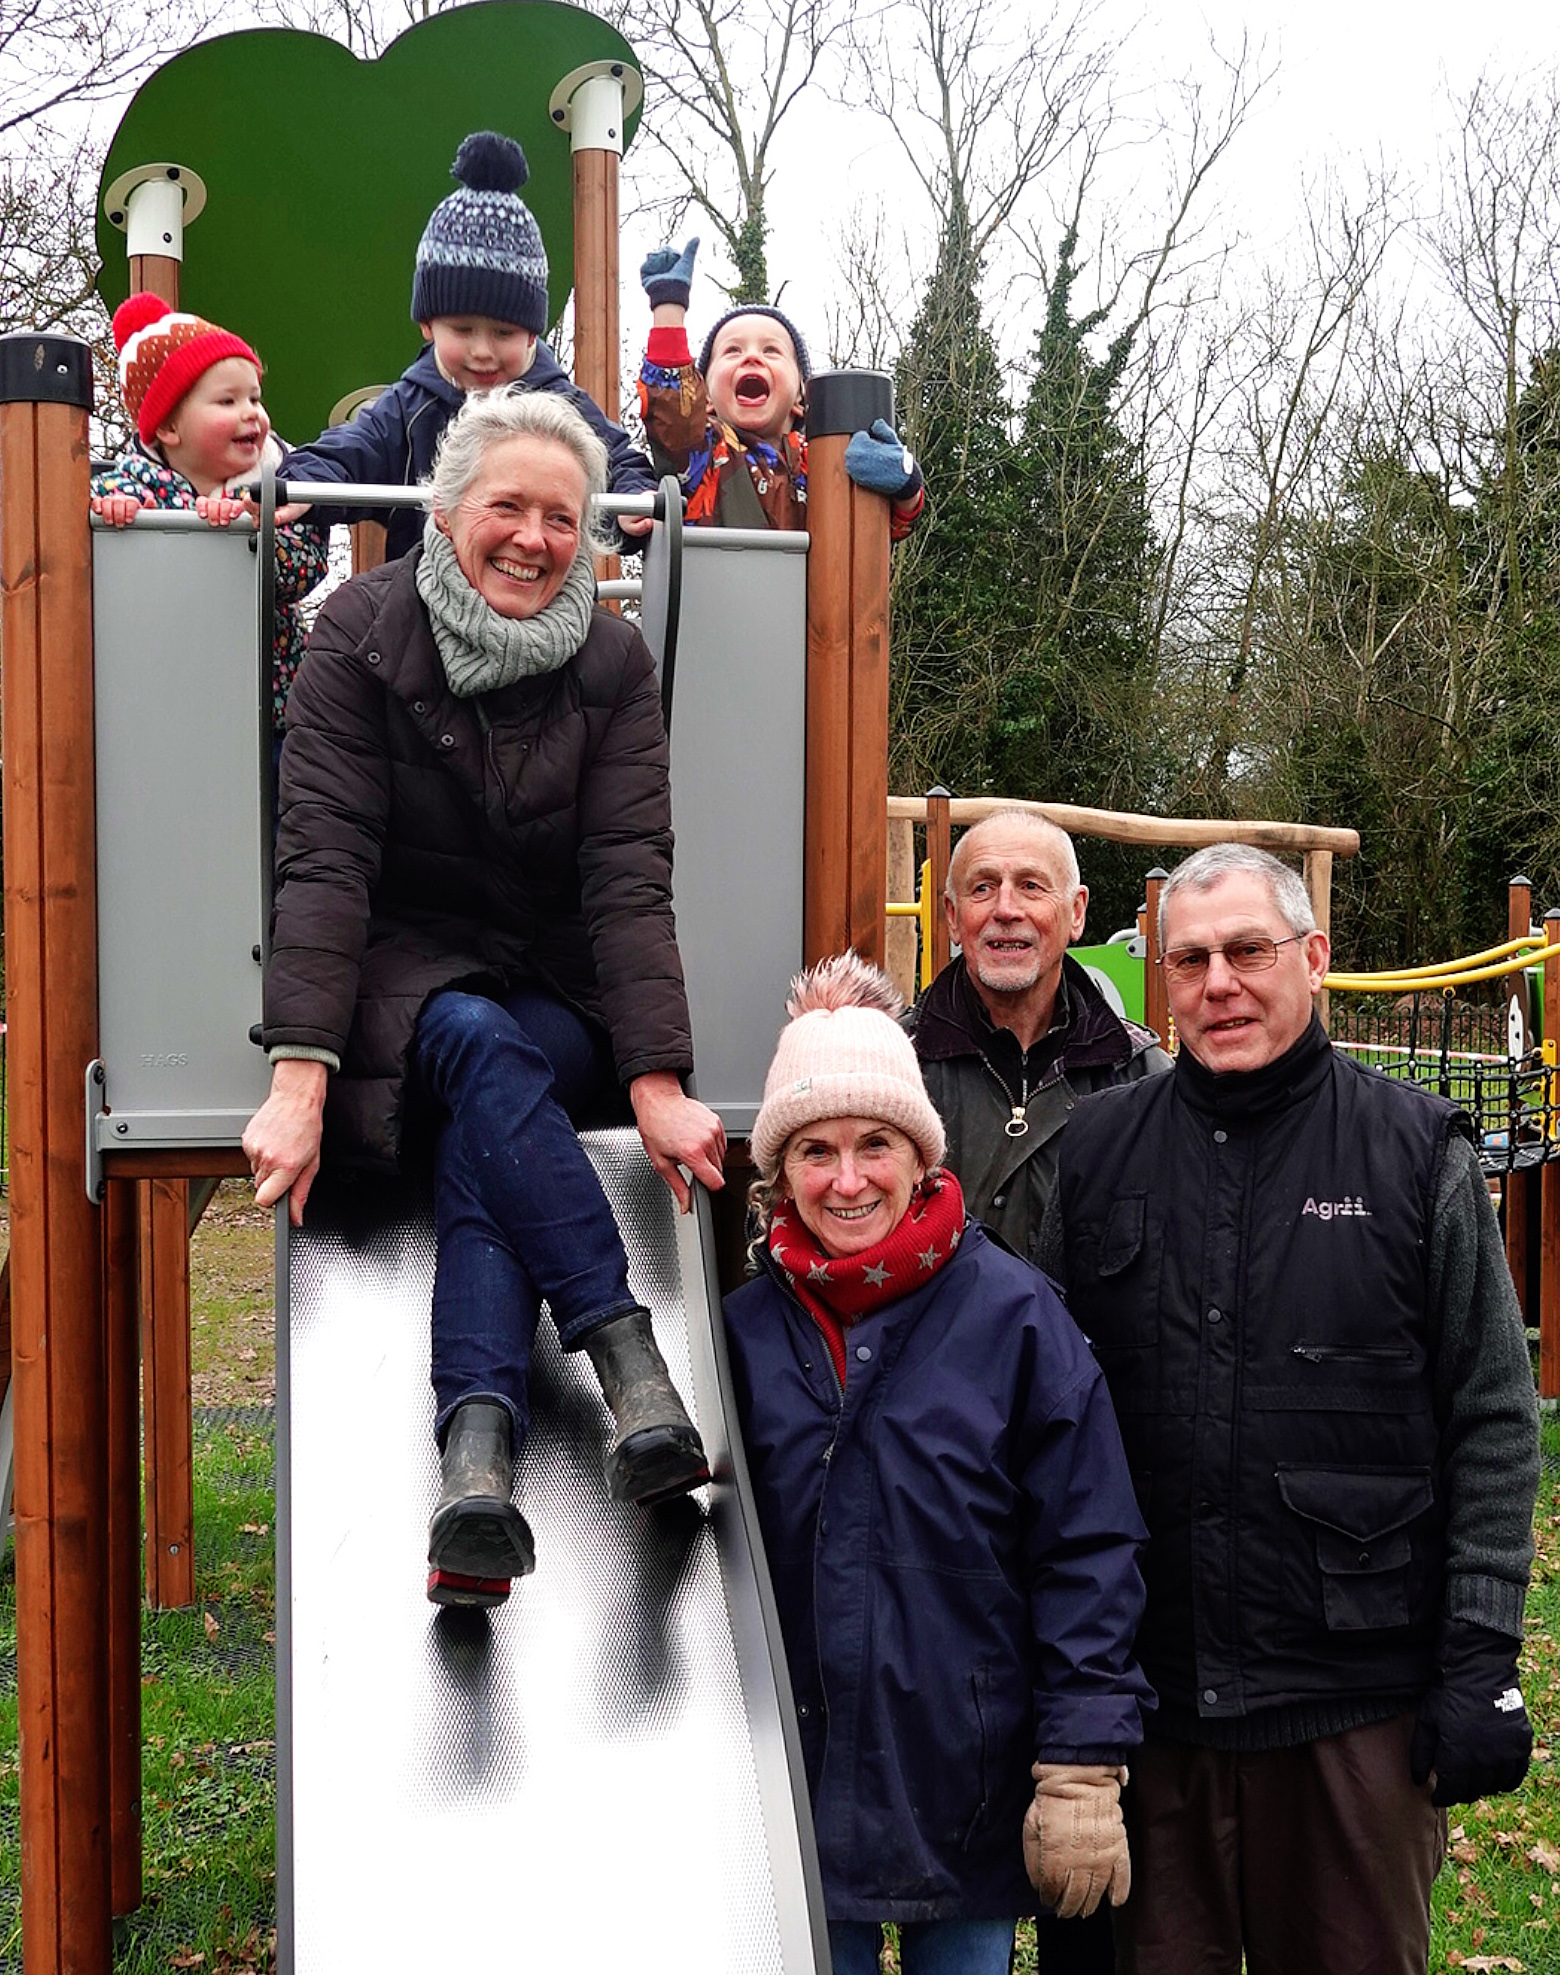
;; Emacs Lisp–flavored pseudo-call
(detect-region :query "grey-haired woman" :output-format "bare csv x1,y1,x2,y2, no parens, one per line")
243,389,723,1606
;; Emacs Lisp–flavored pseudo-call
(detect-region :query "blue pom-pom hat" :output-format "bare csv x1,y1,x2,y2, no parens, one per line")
412,131,549,335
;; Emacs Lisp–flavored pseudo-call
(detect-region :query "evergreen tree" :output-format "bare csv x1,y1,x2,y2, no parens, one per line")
888,214,1020,798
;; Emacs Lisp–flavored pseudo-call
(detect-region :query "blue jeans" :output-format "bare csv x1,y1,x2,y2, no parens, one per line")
828,1919,1016,1975
412,986,640,1444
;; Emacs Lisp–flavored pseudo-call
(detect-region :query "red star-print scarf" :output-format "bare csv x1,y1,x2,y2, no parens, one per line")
767,1170,967,1387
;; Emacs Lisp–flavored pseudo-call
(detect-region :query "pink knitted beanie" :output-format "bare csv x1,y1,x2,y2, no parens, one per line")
751,953,946,1180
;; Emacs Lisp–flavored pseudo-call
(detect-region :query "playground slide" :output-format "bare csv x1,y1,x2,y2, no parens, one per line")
276,1128,829,1974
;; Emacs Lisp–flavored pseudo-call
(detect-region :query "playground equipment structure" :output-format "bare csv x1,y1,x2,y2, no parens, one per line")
5,6,1560,1967
2,6,899,1963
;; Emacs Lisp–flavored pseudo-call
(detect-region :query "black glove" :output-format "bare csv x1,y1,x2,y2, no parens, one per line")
1409,1617,1531,1807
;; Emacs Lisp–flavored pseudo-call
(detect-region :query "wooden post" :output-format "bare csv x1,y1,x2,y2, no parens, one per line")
1505,876,1534,1316
1304,848,1333,1030
556,62,629,591
1144,867,1170,1051
1541,910,1560,1400
349,521,387,577
571,151,619,429
885,816,917,1005
141,1177,195,1608
804,373,893,967
1,329,114,1974
927,786,953,982
103,1181,142,1914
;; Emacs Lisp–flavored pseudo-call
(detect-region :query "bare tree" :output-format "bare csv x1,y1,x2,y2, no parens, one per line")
599,0,851,302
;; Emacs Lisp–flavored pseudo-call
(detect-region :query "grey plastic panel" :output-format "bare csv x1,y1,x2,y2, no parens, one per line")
92,521,269,1146
640,528,808,1132
278,1130,827,1975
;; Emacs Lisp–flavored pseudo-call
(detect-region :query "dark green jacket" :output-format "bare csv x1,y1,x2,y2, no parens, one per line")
907,952,1170,1264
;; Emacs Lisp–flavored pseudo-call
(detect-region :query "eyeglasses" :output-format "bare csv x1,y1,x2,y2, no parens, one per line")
1158,934,1306,985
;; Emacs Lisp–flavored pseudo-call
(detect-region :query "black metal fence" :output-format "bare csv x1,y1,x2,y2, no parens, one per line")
1330,990,1554,1175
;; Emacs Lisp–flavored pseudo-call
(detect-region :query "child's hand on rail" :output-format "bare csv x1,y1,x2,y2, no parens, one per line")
235,490,313,527
195,493,249,527
91,491,151,527
618,512,655,539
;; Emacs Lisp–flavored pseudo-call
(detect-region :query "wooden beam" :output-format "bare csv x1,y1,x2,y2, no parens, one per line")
1542,911,1560,1401
805,374,892,967
885,817,917,1004
103,1180,142,1915
101,1148,249,1180
886,793,1359,858
2,338,113,1973
126,254,179,306
1304,848,1334,1030
927,789,952,982
1505,877,1534,1316
572,143,621,597
1144,867,1170,1051
141,1179,195,1609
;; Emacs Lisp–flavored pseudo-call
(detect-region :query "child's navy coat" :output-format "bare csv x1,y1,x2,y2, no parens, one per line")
283,343,655,560
723,1222,1152,1922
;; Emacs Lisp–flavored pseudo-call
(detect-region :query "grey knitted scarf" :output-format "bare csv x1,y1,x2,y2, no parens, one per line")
415,516,597,698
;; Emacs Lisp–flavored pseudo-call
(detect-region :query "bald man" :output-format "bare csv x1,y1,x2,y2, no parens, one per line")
908,809,1169,1268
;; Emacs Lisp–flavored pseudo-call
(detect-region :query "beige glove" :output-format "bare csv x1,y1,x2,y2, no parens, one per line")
1022,1762,1131,1918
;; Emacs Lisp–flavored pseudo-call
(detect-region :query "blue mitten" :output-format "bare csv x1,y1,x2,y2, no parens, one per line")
641,237,700,310
844,418,924,504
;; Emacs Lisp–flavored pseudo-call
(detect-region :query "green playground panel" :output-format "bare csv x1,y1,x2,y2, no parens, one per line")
96,0,641,445
1072,940,1146,1024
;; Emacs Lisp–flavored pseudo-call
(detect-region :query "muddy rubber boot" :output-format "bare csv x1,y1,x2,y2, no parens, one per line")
582,1309,710,1506
426,1400,535,1608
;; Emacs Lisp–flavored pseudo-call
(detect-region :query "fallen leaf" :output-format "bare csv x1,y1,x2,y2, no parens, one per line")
1460,1959,1523,1972
1530,1841,1560,1872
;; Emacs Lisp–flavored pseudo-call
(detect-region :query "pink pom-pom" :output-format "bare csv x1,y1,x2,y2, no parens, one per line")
112,291,171,351
784,952,904,1022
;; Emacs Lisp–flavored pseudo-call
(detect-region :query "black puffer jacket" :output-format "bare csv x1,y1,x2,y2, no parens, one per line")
263,549,692,1172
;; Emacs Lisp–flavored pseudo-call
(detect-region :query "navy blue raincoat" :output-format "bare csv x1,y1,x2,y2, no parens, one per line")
723,1223,1153,1922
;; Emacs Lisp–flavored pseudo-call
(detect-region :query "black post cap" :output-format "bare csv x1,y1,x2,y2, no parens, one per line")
806,369,893,440
0,333,93,410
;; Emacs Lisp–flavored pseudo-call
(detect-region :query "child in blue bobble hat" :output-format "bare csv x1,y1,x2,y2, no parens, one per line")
278,132,655,558
637,235,925,535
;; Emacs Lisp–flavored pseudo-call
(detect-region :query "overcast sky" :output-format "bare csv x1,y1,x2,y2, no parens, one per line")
623,0,1560,374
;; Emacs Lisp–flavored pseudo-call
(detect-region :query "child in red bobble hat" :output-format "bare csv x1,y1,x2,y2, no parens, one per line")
91,292,328,735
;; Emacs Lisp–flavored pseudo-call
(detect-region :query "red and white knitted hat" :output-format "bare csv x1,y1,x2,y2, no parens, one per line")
112,292,261,446
750,953,946,1180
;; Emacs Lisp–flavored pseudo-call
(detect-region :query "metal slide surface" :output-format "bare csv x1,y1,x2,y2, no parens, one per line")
277,1129,827,1974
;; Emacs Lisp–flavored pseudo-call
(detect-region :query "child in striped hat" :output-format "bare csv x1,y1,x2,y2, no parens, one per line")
277,131,655,559
91,294,328,733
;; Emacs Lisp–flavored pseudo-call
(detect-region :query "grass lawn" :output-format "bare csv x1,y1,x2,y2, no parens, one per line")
2,1185,1560,1971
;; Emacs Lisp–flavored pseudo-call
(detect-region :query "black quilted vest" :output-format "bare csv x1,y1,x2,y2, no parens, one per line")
1056,1018,1466,1720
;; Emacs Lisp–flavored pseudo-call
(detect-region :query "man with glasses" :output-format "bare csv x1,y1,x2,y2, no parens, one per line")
1042,842,1539,1975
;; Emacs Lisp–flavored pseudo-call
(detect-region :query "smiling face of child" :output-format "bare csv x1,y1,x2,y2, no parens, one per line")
154,357,270,495
421,315,538,393
705,313,804,440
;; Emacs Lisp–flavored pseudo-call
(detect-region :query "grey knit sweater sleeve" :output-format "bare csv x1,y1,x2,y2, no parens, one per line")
1428,1132,1540,1638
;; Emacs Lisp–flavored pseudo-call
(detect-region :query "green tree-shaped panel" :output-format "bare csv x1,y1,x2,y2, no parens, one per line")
96,1,640,443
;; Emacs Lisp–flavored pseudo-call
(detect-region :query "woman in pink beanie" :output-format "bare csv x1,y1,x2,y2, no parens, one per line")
725,952,1154,1975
